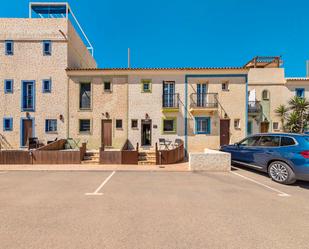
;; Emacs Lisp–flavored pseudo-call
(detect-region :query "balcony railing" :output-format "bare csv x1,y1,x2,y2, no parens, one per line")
162,93,179,108
190,93,218,109
248,101,262,113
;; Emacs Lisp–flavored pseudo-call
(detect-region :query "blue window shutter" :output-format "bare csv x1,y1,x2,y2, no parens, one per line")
207,118,211,134
3,118,13,131
45,120,48,132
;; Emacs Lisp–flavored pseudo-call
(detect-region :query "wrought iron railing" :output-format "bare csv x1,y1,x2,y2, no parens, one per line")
190,93,218,108
248,101,262,113
162,93,179,108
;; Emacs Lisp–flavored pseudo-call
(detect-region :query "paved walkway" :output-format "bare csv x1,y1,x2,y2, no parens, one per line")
0,162,189,171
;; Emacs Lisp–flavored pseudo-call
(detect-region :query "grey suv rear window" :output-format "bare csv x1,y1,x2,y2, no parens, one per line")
280,136,295,146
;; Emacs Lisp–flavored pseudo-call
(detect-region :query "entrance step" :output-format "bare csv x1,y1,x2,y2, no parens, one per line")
138,151,156,165
82,151,100,165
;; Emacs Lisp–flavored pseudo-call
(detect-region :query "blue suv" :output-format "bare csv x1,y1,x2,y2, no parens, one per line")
220,133,309,184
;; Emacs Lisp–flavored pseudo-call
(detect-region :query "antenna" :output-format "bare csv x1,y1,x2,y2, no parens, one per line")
128,48,131,68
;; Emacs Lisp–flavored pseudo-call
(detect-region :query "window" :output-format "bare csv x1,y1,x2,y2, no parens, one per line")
280,136,296,146
3,118,13,131
116,119,123,129
273,122,279,130
4,79,13,93
45,119,57,133
141,79,152,93
222,82,229,91
79,83,91,109
295,88,305,98
234,119,241,129
239,136,260,146
195,117,211,134
43,40,52,56
22,81,35,111
131,119,138,129
104,81,112,92
79,119,91,133
5,40,13,55
262,90,269,100
42,79,51,93
257,136,280,147
163,117,177,133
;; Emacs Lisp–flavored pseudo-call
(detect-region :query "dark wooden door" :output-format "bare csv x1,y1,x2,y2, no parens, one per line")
260,122,269,133
141,120,152,146
101,120,112,147
220,119,230,146
23,119,33,147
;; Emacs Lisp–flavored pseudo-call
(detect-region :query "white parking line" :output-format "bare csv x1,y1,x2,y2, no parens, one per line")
231,168,290,197
85,171,116,196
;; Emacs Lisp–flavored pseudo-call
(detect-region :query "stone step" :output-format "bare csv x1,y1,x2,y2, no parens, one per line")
81,160,100,165
84,155,100,160
138,161,156,165
138,156,156,161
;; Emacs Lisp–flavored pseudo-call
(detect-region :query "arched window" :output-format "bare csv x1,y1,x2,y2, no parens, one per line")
262,90,270,100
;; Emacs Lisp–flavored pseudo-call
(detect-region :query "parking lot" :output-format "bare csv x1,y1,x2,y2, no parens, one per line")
1,167,309,249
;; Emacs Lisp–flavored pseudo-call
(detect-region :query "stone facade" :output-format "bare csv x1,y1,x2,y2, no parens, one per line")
0,18,96,148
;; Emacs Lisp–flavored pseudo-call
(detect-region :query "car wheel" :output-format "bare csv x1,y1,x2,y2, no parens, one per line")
268,161,296,185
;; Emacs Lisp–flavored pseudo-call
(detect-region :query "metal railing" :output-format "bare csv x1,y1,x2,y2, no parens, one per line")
162,93,179,108
190,93,218,108
248,101,262,113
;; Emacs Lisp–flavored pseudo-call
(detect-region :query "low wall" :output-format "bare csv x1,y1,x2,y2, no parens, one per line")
156,143,184,165
100,148,138,165
32,150,81,164
0,150,32,164
189,149,231,171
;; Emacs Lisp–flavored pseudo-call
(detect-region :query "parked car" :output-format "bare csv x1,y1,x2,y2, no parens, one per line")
220,133,309,184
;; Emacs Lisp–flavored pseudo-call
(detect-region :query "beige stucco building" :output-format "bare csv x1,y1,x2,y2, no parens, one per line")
0,4,96,149
1,4,309,156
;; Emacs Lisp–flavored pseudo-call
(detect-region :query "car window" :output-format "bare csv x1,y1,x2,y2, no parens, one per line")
280,136,296,146
257,136,280,147
239,136,261,146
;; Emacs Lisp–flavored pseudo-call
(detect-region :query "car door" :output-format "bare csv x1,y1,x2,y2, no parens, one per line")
231,136,261,162
252,135,281,170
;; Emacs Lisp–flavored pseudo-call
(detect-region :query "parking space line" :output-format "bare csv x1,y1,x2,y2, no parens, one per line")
85,171,116,196
231,169,290,197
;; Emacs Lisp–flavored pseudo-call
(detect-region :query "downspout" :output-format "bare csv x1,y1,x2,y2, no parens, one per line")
66,76,70,139
245,75,248,136
184,75,188,158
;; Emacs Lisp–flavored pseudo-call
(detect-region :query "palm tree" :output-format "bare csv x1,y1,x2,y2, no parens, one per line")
288,97,309,133
275,104,289,131
286,111,301,133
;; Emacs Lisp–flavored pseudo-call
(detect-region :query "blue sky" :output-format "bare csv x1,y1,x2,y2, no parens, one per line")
1,0,309,76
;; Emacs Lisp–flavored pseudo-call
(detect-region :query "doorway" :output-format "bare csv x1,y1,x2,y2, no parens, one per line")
21,119,33,147
220,119,230,146
260,121,269,133
141,119,152,146
101,119,112,147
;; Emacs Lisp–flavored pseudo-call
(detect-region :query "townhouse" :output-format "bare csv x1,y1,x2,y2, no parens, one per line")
1,3,309,155
0,3,96,149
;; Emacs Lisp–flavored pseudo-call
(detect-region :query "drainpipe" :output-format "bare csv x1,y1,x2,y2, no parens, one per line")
245,75,248,136
66,76,70,139
184,75,188,158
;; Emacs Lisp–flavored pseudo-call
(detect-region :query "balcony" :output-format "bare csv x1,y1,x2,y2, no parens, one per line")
189,93,218,115
162,93,180,112
248,101,262,115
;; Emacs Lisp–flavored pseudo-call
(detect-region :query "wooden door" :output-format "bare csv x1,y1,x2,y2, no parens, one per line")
260,122,269,133
23,119,33,146
220,119,230,146
101,120,112,147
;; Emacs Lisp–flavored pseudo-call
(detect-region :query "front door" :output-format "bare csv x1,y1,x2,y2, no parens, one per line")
22,119,33,147
141,119,152,146
260,121,269,133
101,120,112,147
197,83,207,107
163,81,175,107
220,119,230,146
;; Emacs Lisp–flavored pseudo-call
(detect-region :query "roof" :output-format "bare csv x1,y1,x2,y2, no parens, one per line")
66,66,245,71
286,78,309,81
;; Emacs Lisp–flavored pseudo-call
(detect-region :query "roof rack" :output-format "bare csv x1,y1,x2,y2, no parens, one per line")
29,2,94,56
